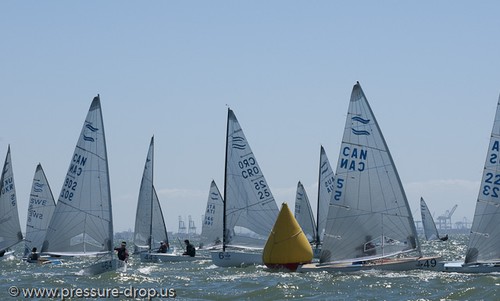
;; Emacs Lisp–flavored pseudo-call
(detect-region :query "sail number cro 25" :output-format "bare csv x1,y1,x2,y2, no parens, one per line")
482,172,500,198
254,180,270,200
60,177,78,201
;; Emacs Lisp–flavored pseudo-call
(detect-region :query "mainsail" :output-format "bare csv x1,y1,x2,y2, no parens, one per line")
24,164,56,257
0,146,23,252
42,95,113,256
465,95,500,264
133,137,168,253
316,146,334,244
223,109,279,249
420,197,440,241
294,181,316,242
200,180,223,247
320,82,421,263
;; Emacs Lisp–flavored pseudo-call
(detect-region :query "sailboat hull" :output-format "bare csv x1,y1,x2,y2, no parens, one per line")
81,259,126,275
0,250,15,260
441,261,500,273
211,251,263,267
297,256,443,273
140,252,199,262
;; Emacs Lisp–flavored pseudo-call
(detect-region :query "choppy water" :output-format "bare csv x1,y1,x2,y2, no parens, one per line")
1,234,498,300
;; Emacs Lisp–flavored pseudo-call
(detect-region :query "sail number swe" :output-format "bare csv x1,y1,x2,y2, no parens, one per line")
60,177,78,201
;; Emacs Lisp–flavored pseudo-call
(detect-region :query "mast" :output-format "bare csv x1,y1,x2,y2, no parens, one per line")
222,109,230,252
148,136,154,252
97,95,114,254
315,146,323,247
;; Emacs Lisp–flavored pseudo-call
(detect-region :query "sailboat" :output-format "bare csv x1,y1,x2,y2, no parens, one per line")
298,82,440,273
41,95,124,274
442,95,500,273
313,145,335,255
0,146,23,259
420,197,448,241
134,137,195,262
23,164,57,262
211,108,279,267
200,180,224,250
294,181,316,243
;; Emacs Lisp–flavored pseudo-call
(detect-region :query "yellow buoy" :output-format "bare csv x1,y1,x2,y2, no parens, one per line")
262,202,313,271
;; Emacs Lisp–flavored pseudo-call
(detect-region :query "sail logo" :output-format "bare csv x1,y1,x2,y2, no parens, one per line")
320,161,330,175
85,123,99,132
231,136,246,150
210,192,219,201
33,182,45,193
351,116,371,135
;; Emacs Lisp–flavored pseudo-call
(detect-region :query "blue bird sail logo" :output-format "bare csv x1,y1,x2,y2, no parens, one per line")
231,136,246,150
85,123,99,132
320,161,329,175
351,116,371,135
33,182,45,193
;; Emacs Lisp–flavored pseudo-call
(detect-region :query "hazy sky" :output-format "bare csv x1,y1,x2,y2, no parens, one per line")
1,1,499,233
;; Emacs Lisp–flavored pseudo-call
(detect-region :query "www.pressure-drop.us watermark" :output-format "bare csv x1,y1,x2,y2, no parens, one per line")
7,285,177,299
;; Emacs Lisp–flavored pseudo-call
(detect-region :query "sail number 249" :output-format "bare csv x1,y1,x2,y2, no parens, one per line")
60,177,78,201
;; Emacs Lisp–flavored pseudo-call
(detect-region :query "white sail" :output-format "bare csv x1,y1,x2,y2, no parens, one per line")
320,82,420,263
133,137,168,253
294,181,316,242
224,109,279,248
465,95,500,264
420,197,440,241
0,146,23,252
200,180,223,248
24,164,56,257
42,96,113,256
316,146,334,244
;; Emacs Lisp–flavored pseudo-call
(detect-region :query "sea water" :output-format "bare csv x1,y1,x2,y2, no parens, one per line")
0,234,498,300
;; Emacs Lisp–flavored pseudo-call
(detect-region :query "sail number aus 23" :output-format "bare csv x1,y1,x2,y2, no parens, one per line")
482,172,500,197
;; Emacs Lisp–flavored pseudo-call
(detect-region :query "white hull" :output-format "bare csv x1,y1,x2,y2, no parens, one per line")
211,251,262,267
140,252,199,262
0,250,15,260
81,259,126,275
441,261,500,273
297,256,442,273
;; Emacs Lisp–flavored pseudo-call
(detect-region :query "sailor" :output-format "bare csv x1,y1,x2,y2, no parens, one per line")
182,239,196,257
114,241,129,262
157,241,168,253
27,247,40,263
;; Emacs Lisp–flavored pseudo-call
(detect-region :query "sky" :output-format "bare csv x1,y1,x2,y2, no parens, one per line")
1,1,500,234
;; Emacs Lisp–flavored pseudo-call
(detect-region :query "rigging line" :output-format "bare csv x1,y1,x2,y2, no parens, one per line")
75,145,107,162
